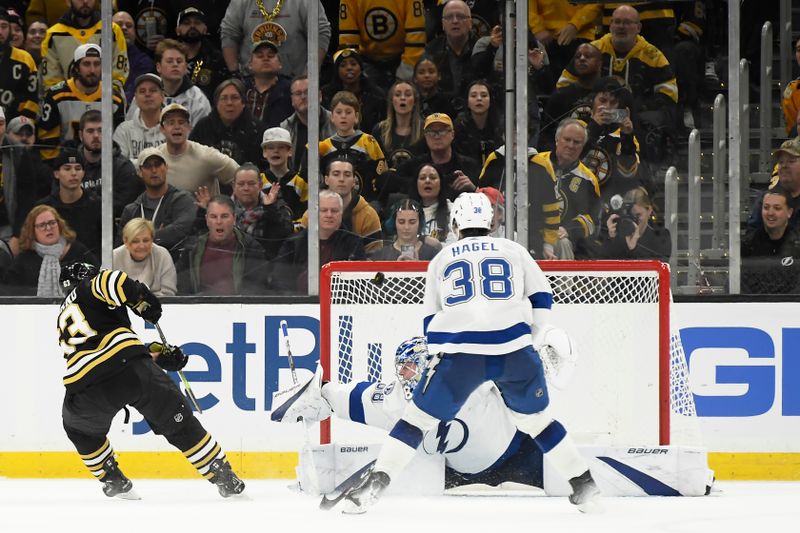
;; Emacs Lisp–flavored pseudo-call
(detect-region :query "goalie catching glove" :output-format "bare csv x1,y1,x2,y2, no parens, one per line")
127,282,162,324
271,363,331,423
147,342,188,372
533,325,578,390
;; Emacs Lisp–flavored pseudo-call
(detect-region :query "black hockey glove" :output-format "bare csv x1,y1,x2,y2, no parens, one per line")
130,284,162,323
149,342,188,372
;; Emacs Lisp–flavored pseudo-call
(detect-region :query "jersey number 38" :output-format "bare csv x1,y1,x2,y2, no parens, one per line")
443,258,513,306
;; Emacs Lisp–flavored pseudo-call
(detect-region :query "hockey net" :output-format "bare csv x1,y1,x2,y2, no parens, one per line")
320,260,701,448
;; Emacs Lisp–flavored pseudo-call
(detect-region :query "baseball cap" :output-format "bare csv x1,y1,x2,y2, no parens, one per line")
160,102,190,124
74,43,101,64
476,187,505,206
251,39,279,54
423,113,453,130
53,149,82,169
774,138,800,159
7,116,35,136
261,127,292,147
137,146,167,168
177,7,206,27
134,73,163,90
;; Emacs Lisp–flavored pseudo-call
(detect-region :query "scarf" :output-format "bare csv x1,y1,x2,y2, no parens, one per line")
33,237,66,297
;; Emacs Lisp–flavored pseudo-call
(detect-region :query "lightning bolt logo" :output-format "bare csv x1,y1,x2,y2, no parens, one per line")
435,422,450,453
421,354,442,394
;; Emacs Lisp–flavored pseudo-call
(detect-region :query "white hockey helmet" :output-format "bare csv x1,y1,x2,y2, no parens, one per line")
451,192,493,232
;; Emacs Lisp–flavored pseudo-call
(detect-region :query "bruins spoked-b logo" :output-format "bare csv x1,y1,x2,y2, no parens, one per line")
364,8,398,42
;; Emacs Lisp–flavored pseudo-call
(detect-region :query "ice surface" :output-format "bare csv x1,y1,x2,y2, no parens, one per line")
2,479,797,533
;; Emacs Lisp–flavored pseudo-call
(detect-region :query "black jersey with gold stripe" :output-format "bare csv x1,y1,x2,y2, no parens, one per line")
0,46,39,120
57,270,148,393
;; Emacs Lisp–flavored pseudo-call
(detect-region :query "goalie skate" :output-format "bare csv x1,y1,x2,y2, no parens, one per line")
340,469,390,515
270,363,331,423
568,470,603,513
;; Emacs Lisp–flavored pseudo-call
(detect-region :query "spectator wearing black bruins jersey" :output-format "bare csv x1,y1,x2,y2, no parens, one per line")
37,43,125,162
338,0,427,89
0,8,39,120
40,0,128,91
57,263,245,499
303,91,387,210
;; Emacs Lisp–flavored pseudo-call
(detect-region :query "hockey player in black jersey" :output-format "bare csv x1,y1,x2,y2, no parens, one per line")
56,262,245,499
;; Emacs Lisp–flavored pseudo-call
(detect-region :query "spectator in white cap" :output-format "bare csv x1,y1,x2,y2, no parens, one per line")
154,102,239,197
41,0,128,90
117,146,197,261
175,6,229,103
0,104,39,258
113,73,166,164
36,42,126,162
260,126,308,220
190,78,267,165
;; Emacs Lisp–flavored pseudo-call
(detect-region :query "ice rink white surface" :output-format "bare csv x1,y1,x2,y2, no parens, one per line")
2,479,798,533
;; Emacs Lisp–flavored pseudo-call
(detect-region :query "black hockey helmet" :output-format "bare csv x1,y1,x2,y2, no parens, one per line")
60,262,98,291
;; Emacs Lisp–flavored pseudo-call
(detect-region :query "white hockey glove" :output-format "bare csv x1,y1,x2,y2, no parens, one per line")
270,363,332,423
533,325,578,390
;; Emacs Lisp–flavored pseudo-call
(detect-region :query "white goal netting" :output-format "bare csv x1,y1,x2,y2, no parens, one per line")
321,260,700,447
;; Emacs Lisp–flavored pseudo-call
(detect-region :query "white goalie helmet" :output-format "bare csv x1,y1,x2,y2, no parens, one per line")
451,192,494,232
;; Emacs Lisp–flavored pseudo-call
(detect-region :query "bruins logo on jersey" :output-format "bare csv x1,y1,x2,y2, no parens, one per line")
583,146,612,186
364,8,398,42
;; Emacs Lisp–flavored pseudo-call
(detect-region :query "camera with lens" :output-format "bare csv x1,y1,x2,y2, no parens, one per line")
608,194,639,238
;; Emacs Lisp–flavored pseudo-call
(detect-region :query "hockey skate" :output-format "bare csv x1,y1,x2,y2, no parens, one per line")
340,469,391,515
568,470,603,513
270,363,331,423
208,459,245,498
101,457,140,500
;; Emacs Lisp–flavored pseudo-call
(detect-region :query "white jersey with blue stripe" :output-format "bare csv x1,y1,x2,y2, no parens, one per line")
422,235,553,356
322,380,518,474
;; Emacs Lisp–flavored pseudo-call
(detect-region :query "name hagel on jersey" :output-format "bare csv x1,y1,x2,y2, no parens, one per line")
57,270,148,392
423,236,553,356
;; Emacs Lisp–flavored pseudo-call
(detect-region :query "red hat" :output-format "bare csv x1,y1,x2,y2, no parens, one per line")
476,187,505,206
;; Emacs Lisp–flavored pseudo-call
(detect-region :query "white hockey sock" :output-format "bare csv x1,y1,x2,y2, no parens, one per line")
374,436,418,480
546,436,589,481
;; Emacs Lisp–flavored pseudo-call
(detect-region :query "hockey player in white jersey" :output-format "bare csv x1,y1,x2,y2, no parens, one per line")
336,192,602,514
272,336,556,490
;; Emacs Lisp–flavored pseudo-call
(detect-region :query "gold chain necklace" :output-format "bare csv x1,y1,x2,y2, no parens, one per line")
255,0,284,22
191,59,204,83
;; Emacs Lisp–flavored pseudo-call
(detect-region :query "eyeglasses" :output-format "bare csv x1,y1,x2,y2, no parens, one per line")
218,94,242,103
443,14,469,22
425,129,451,138
291,90,309,97
34,220,58,230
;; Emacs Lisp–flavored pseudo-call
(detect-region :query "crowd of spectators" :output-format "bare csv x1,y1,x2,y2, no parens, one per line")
0,0,787,295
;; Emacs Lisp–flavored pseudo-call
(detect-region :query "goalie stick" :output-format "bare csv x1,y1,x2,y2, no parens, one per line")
155,323,203,414
279,320,320,494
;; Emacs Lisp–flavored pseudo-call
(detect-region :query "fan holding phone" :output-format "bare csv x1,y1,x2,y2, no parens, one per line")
372,199,442,261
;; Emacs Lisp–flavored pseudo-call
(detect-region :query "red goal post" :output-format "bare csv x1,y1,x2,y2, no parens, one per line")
319,260,699,448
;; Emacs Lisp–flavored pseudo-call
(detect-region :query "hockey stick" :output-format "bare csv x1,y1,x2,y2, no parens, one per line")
279,320,320,494
319,459,377,510
154,323,203,414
